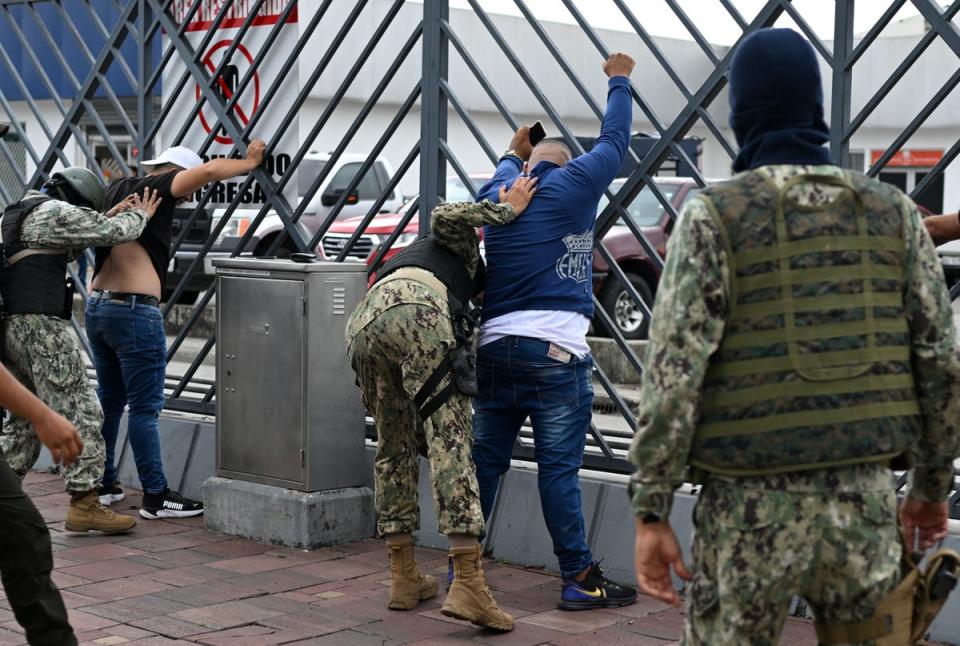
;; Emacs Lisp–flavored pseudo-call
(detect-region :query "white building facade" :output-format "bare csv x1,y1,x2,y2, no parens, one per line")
3,3,957,212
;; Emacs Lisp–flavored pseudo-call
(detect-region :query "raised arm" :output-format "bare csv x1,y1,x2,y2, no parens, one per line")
476,127,534,203
562,53,634,209
476,160,523,204
170,139,266,198
20,188,161,248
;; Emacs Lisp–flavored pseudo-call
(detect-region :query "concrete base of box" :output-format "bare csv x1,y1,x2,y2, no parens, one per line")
202,477,375,549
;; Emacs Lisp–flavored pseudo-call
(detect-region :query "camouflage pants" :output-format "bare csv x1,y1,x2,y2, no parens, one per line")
683,464,901,646
1,315,105,494
347,301,485,538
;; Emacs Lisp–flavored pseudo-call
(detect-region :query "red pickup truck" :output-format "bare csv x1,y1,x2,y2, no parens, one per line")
592,177,702,338
321,176,705,339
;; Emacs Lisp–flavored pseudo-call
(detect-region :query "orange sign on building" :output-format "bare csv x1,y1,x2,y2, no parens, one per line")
870,148,943,167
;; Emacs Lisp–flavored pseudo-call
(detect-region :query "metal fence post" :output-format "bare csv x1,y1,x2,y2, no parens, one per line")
419,0,449,234
830,0,854,167
137,0,154,172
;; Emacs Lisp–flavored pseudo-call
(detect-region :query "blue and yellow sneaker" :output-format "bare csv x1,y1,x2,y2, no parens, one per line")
559,562,638,610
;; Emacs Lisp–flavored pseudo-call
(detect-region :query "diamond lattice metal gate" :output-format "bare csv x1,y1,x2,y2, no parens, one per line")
0,0,956,517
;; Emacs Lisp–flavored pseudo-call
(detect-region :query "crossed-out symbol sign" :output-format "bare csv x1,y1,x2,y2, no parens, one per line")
196,39,261,145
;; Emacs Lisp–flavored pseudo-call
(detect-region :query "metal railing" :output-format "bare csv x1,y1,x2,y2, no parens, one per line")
0,0,957,518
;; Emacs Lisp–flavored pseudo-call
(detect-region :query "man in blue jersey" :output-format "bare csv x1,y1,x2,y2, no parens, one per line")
472,52,638,610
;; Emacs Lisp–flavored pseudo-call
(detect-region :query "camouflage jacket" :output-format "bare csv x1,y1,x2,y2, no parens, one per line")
430,199,517,280
628,165,960,518
16,189,148,255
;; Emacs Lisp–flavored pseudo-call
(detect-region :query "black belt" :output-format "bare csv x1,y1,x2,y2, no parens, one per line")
92,290,160,307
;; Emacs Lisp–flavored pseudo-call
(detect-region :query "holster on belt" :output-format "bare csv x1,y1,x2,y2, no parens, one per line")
815,547,960,645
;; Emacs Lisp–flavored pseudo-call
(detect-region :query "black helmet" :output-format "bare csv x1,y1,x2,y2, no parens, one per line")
44,167,105,211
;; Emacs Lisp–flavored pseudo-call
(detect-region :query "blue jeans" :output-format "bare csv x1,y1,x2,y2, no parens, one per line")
85,296,168,494
472,336,593,578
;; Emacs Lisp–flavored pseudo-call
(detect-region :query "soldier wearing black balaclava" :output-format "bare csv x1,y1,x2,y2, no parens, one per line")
628,28,960,645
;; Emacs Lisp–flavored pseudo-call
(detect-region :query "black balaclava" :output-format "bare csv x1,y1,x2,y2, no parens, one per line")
729,28,833,172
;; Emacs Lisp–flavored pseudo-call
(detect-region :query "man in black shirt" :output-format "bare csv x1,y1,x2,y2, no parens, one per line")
88,141,264,519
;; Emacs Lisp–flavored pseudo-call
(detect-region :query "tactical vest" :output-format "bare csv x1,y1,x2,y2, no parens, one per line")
0,195,72,318
375,234,486,419
377,234,485,307
690,170,921,476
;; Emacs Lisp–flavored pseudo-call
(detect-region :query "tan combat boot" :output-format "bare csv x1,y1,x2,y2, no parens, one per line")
388,537,439,610
442,544,514,632
65,491,137,534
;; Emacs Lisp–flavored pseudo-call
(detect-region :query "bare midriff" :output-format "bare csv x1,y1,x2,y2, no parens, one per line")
90,241,162,300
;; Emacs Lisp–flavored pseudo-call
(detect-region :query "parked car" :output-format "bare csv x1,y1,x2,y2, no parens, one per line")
166,152,403,303
321,204,420,267
320,174,489,268
592,177,705,339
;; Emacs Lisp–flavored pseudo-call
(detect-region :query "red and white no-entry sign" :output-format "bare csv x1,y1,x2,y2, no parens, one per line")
196,39,261,145
164,1,299,206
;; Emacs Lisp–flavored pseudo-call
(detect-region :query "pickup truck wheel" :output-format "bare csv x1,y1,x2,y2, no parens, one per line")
598,272,653,340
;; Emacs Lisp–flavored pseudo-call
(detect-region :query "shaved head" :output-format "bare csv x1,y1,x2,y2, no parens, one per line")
529,140,573,168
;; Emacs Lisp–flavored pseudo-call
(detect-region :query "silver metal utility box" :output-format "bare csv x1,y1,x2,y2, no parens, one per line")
214,258,367,492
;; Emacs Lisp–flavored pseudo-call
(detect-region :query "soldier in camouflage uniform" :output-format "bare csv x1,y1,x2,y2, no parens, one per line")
346,180,536,631
628,29,960,645
0,168,161,534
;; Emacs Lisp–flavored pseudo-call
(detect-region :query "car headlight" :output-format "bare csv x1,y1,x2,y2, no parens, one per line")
214,216,251,247
392,233,418,248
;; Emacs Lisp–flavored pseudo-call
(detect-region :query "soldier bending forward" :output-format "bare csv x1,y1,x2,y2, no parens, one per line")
346,178,536,632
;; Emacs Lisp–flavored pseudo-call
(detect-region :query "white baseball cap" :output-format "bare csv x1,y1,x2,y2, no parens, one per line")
142,146,203,170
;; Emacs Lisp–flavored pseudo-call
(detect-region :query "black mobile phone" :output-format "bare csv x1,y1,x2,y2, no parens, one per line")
529,121,547,147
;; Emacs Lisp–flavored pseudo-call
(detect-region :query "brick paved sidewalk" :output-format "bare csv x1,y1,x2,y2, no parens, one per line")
0,471,825,645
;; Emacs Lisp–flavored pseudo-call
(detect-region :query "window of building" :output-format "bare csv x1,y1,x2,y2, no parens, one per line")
847,151,865,172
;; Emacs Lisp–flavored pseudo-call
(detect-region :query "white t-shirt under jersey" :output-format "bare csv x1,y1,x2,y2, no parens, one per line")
478,310,591,358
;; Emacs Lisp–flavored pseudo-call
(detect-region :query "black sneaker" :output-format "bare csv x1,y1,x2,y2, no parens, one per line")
559,561,638,610
140,488,203,519
97,482,124,506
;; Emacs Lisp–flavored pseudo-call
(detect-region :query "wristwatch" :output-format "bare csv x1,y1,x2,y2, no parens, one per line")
502,150,521,162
